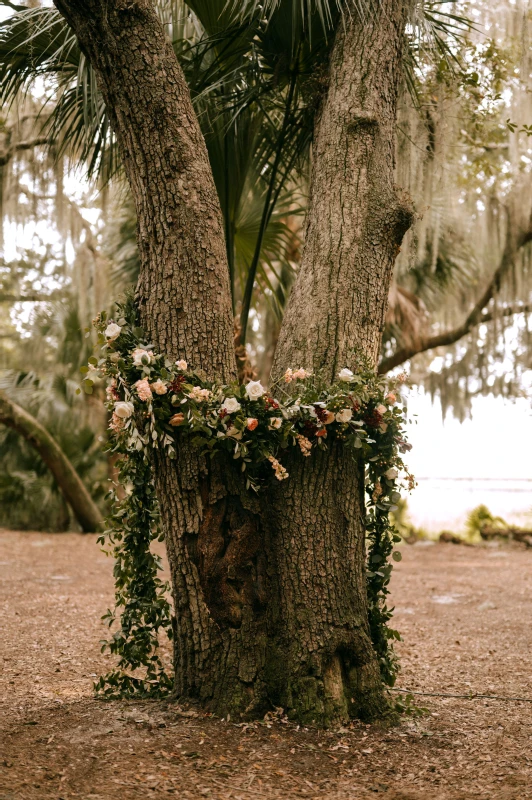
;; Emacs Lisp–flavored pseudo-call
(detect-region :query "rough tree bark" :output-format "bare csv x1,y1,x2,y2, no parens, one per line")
269,0,414,721
54,0,412,724
0,391,103,532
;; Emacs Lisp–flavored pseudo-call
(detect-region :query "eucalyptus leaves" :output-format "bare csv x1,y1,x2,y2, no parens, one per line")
86,299,414,696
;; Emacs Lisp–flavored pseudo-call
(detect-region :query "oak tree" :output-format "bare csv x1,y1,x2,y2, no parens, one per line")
53,0,413,724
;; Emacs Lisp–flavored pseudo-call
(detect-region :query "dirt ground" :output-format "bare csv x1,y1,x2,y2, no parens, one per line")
1,530,531,800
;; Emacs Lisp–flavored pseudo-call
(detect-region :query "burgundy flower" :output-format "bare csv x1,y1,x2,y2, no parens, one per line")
302,420,318,437
168,374,186,394
313,405,329,422
265,396,280,410
364,409,383,428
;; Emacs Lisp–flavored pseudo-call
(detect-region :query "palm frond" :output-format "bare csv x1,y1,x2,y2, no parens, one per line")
230,0,373,32
0,6,119,180
405,1,476,105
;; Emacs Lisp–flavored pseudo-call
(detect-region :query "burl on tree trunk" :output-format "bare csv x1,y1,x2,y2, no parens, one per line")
55,0,413,723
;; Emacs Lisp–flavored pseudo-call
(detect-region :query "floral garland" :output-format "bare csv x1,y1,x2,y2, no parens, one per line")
84,298,414,696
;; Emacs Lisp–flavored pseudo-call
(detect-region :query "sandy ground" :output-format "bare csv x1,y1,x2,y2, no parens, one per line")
1,530,531,800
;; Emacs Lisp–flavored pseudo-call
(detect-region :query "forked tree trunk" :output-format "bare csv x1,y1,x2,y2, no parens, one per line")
55,0,412,724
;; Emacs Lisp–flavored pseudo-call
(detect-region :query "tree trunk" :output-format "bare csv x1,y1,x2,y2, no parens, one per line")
274,6,413,376
268,0,414,721
54,0,412,724
0,391,102,532
52,0,258,715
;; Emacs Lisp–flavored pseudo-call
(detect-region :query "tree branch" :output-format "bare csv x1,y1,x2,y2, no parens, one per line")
0,137,52,168
1,1,28,10
0,390,103,532
0,289,64,303
378,224,532,374
460,129,509,152
478,302,532,325
0,293,56,303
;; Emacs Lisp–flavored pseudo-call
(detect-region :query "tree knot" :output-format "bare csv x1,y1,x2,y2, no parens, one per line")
347,116,379,136
391,190,415,244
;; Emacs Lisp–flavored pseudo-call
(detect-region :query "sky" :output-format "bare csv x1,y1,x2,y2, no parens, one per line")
404,390,532,533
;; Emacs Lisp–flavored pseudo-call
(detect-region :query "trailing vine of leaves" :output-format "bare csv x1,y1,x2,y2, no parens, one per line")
85,297,414,698
94,451,174,698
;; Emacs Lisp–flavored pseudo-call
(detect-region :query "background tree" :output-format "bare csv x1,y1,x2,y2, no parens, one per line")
0,387,102,531
382,0,532,417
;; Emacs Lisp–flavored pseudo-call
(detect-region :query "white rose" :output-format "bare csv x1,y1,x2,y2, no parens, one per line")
105,322,121,340
132,348,154,367
338,368,354,382
336,408,353,423
245,380,265,401
114,401,134,419
385,467,398,480
176,360,187,370
376,404,387,415
221,397,241,414
268,417,282,430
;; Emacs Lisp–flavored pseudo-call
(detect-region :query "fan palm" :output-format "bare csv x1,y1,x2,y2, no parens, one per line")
0,0,472,344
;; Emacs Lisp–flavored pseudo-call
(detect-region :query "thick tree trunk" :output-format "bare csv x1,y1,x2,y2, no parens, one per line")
0,391,102,532
52,0,261,716
274,7,413,376
268,0,414,721
52,0,235,378
55,0,412,724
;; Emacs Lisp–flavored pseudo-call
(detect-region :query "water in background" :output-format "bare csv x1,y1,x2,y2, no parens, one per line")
407,477,532,534
404,393,532,535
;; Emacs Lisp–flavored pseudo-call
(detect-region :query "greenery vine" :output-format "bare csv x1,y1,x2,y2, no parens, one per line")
84,298,414,698
94,451,174,698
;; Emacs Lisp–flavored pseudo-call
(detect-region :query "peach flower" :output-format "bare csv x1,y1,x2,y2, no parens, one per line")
135,379,152,401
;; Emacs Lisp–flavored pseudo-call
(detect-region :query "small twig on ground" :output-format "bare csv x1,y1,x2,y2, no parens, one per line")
391,687,532,703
